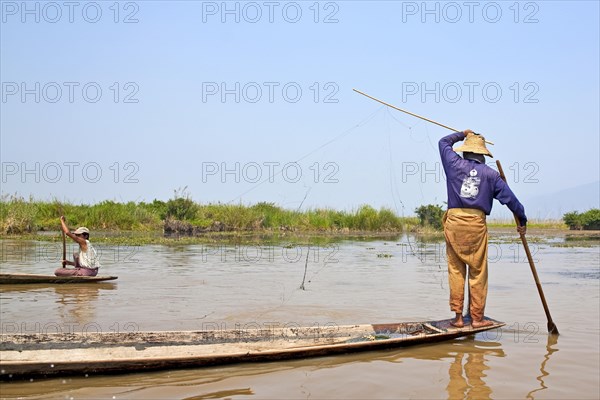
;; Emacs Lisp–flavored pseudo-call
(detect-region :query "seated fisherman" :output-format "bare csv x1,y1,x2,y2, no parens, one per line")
55,216,101,277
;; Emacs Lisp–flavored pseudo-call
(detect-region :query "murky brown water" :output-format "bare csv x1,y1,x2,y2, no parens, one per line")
1,231,598,399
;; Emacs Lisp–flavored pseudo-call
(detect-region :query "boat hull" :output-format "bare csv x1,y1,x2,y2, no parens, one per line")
0,273,118,284
0,318,503,379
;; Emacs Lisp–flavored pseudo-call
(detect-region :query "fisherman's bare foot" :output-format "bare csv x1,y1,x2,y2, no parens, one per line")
471,319,494,328
450,314,464,328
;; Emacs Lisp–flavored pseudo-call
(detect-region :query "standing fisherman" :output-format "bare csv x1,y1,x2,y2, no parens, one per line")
439,130,527,328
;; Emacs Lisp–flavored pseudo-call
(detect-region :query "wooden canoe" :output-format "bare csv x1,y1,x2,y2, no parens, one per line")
0,317,503,379
0,273,118,284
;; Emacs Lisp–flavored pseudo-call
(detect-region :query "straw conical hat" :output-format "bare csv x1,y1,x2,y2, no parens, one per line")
454,133,493,157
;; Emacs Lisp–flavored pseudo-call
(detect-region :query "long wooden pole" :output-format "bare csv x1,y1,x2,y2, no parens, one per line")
353,88,494,145
496,160,559,335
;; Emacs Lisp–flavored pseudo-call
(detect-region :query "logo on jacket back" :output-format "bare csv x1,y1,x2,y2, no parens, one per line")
460,169,480,199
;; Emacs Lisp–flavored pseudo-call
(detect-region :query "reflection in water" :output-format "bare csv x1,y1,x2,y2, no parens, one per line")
446,337,504,400
526,334,559,399
54,284,117,328
184,387,253,399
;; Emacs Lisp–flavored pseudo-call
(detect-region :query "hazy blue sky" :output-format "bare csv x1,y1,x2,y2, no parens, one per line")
1,1,598,219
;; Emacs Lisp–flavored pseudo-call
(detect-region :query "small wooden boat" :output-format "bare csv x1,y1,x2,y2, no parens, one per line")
0,317,503,379
0,273,118,284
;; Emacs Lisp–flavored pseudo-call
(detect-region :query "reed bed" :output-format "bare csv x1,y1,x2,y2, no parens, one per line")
1,196,420,235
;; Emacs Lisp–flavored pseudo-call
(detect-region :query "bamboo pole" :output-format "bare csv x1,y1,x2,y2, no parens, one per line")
497,160,559,335
353,88,494,145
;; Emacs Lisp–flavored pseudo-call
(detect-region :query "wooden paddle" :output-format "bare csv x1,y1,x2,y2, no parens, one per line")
62,229,66,268
496,160,559,335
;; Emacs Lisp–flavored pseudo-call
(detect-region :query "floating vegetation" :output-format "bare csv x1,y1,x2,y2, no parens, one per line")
377,253,393,258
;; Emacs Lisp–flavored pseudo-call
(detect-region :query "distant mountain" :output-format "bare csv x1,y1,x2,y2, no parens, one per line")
498,181,600,221
490,181,600,221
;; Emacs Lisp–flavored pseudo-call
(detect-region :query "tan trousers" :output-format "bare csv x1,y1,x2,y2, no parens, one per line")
443,208,488,321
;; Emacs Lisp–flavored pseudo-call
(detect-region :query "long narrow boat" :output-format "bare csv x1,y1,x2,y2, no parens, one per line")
0,273,118,284
0,317,503,379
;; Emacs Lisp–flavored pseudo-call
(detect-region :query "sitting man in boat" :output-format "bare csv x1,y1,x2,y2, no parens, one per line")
439,130,527,328
55,216,101,277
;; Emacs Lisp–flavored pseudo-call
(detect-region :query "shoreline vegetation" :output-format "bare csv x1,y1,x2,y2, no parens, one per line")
1,195,591,246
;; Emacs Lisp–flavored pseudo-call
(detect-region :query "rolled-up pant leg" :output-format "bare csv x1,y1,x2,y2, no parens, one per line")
444,210,488,321
446,238,467,315
468,238,488,322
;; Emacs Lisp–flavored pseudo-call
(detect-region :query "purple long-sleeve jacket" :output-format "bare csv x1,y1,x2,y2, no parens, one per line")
439,132,527,226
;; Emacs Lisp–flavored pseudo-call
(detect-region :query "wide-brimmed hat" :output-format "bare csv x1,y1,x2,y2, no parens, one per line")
454,133,493,158
73,227,90,235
